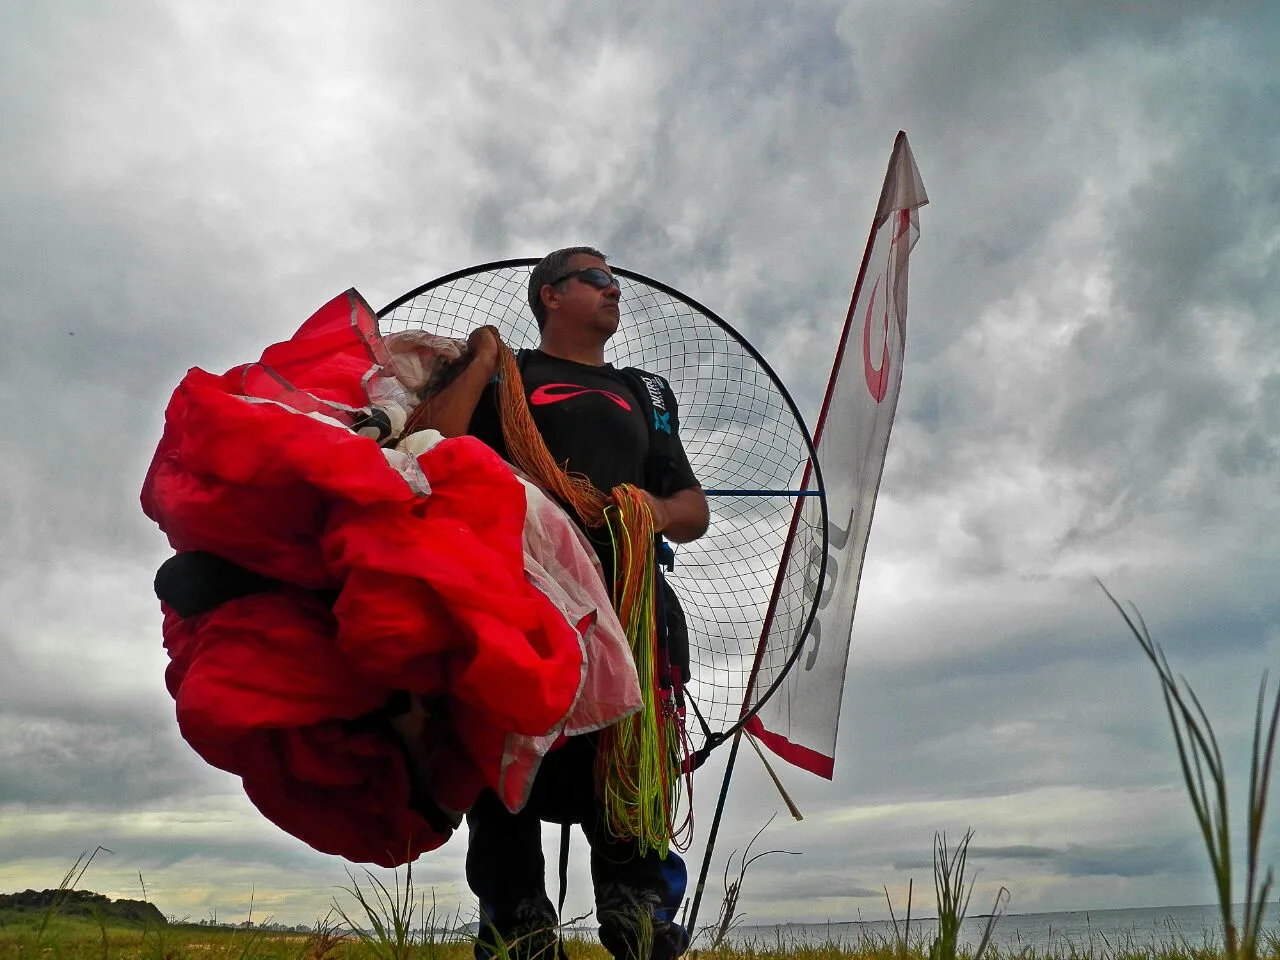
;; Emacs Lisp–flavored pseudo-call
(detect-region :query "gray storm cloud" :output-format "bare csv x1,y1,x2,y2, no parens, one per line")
2,0,1277,926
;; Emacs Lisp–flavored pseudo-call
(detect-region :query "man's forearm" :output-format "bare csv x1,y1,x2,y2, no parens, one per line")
406,359,493,438
648,487,710,543
404,331,499,439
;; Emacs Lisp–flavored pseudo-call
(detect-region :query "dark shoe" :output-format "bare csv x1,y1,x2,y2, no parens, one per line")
597,884,689,960
475,896,561,960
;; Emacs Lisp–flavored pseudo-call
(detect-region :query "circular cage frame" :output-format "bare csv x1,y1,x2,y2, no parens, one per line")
378,258,828,746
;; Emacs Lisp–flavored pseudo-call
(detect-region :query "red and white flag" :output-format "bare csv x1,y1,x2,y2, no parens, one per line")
745,132,927,778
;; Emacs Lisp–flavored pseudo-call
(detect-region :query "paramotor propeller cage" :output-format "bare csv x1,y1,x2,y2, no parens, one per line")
378,259,828,751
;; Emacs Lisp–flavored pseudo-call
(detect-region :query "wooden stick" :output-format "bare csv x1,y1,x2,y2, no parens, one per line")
745,731,803,821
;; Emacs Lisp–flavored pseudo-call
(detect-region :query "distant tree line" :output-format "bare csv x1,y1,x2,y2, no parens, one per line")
0,889,166,926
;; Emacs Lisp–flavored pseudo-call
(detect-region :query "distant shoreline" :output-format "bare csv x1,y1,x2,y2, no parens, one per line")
715,902,1260,927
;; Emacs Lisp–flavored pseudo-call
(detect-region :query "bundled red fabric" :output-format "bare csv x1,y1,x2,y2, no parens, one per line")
142,290,629,866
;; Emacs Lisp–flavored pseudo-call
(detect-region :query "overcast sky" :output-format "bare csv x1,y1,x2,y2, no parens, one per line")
3,0,1279,932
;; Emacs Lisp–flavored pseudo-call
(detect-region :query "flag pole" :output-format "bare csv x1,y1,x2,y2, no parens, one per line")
685,132,913,942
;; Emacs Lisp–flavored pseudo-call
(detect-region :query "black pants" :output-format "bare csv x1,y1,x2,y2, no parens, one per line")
466,735,689,960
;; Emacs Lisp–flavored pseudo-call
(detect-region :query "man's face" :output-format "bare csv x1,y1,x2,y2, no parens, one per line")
543,254,622,339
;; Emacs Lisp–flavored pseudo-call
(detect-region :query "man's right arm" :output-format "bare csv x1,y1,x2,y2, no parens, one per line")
404,328,500,439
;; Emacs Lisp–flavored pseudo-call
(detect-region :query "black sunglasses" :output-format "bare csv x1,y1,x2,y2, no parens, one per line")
549,267,622,291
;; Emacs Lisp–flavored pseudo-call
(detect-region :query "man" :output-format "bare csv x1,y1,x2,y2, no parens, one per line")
444,247,709,960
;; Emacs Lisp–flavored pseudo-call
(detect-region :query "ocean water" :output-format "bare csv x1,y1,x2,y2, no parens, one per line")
724,904,1280,954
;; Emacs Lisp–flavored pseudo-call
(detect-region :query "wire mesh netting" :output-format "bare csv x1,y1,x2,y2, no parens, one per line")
378,261,826,740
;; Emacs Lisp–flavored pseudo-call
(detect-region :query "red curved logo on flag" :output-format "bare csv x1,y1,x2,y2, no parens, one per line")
863,276,890,402
529,383,632,410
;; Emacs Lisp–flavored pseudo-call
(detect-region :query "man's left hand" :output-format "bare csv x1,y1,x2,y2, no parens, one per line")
641,488,710,543
642,490,670,533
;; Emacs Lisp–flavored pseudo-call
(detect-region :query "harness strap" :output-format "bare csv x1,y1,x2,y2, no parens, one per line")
618,367,683,497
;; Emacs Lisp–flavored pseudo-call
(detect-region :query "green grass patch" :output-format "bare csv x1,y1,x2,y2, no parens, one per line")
3,921,1272,960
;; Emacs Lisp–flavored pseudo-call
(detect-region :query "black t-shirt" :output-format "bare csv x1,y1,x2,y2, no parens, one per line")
468,350,699,571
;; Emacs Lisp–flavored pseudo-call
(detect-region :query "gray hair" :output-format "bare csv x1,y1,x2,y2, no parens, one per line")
528,246,608,330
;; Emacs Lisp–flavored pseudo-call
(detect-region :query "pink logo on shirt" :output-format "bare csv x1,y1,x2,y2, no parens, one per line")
529,383,633,411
